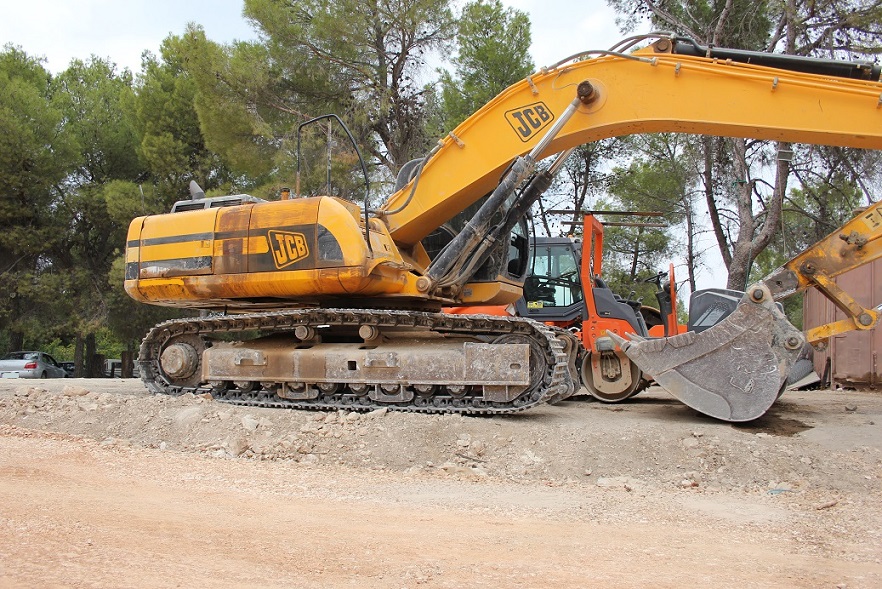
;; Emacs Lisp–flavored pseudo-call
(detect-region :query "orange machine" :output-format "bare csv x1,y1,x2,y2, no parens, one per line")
448,212,686,402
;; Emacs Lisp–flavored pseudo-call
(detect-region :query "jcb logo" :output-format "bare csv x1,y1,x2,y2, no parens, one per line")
505,102,554,142
268,230,309,269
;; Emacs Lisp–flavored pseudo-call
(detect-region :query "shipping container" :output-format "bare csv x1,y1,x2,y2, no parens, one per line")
803,258,882,388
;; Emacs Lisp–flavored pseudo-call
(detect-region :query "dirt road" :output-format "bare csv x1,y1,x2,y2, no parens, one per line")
1,379,880,588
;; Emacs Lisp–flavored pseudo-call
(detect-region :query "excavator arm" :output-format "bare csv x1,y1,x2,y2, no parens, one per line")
381,36,882,249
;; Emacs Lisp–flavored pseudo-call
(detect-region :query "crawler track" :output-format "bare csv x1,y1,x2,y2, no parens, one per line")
138,309,576,415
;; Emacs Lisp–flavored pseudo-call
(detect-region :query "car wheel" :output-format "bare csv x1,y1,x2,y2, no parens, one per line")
40,371,47,378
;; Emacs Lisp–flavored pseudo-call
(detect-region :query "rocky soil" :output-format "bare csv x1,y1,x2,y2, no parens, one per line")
0,378,880,588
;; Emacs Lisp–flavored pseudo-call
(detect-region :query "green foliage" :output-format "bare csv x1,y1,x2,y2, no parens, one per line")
0,46,74,255
608,1,882,291
103,180,160,223
608,0,772,48
171,23,376,197
167,30,283,181
609,148,688,219
42,339,75,362
533,140,626,237
52,58,140,184
0,46,193,357
242,0,455,173
753,173,863,282
439,0,534,129
1,269,85,346
577,134,691,298
785,1,882,57
0,46,79,349
133,35,238,204
47,58,144,346
294,125,370,199
42,327,125,362
749,168,863,329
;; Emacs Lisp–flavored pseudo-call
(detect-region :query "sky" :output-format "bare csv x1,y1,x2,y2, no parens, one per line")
0,0,630,74
0,0,256,73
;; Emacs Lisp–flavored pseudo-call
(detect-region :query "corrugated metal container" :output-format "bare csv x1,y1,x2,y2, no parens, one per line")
803,258,882,388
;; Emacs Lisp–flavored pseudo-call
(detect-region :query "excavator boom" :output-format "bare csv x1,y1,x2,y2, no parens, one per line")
127,36,882,310
381,38,882,247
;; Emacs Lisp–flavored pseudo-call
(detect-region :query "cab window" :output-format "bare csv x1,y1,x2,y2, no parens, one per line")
524,244,582,307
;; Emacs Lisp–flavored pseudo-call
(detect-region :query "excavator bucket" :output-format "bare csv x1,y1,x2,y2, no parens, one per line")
607,284,805,422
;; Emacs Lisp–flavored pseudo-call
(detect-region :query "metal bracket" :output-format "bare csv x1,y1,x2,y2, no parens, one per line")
804,274,878,343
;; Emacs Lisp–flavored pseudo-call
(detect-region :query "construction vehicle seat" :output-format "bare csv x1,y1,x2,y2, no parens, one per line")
592,276,644,333
524,276,557,305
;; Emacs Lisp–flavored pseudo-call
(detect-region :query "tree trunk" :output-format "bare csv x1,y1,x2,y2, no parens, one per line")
726,140,790,291
121,348,134,379
702,136,732,270
9,331,24,353
73,336,84,378
725,139,757,290
85,333,97,378
629,228,644,282
683,198,697,293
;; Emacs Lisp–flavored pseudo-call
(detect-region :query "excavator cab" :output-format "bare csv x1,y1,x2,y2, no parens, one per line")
518,239,586,323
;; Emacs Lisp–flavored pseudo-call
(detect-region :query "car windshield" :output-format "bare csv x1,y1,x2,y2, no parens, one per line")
3,352,39,360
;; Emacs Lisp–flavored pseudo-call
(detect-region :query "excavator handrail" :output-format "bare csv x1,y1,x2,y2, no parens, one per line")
643,55,882,96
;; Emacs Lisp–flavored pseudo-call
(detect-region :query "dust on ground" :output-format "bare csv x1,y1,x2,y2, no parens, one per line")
1,378,880,588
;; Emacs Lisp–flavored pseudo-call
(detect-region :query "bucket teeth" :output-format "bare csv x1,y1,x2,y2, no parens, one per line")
613,284,804,422
606,331,631,349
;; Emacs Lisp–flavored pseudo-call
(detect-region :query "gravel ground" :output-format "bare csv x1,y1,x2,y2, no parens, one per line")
0,378,880,588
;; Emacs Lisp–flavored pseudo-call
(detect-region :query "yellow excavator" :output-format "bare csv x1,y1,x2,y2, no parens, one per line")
124,34,882,421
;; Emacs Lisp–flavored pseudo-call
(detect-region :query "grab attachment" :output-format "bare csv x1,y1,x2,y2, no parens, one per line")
607,284,805,422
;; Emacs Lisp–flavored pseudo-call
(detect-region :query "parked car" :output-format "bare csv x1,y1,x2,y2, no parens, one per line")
59,361,76,377
105,359,122,378
0,351,68,379
103,358,139,378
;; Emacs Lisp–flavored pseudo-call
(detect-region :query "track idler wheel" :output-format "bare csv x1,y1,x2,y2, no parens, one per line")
161,344,199,379
157,334,207,389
